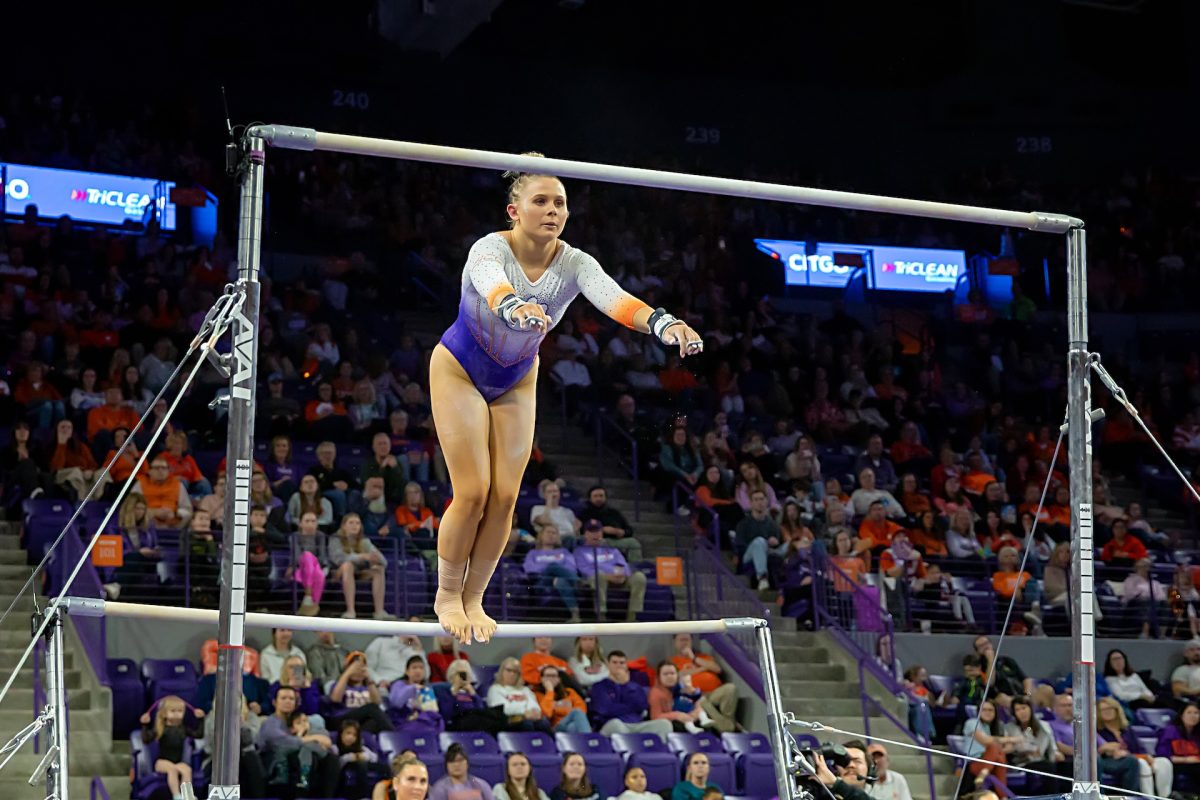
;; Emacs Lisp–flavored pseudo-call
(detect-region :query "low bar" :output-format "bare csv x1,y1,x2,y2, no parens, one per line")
247,125,1081,234
64,599,737,638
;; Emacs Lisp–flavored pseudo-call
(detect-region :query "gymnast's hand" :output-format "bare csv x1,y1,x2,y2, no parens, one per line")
511,302,550,331
660,322,704,358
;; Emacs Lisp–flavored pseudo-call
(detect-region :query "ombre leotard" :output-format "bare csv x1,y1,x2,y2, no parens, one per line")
440,233,648,403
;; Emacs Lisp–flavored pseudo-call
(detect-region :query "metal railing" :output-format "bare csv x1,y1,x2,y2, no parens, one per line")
594,413,641,521
810,551,937,800
90,775,112,800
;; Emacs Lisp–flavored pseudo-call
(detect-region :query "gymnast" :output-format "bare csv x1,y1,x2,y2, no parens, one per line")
430,153,704,644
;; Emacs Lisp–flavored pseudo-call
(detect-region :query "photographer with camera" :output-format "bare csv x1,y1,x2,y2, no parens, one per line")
806,740,873,800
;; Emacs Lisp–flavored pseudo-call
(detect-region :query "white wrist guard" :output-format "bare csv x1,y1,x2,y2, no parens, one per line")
495,293,524,327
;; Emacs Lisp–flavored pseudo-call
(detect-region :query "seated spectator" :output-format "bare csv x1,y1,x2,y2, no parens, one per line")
488,657,551,733
330,513,396,620
337,718,381,796
1099,696,1172,798
182,509,219,606
670,633,727,696
69,367,105,416
733,488,782,591
305,380,353,441
946,654,990,712
261,627,307,684
331,650,394,734
495,752,550,800
138,695,203,800
533,664,591,733
103,494,161,600
201,697,267,796
890,422,933,471
431,744,495,800
934,476,970,519
1170,566,1200,640
306,631,350,693
134,457,192,529
694,465,742,534
387,409,432,483
854,434,898,491
581,486,642,562
290,510,329,616
87,385,139,448
734,461,780,516
849,468,904,519
576,520,647,621
991,546,1042,633
1124,557,1169,638
0,421,50,511
974,636,1034,709
366,631,428,690
428,634,472,683
520,638,583,693
1101,519,1148,565
308,440,357,519
264,434,300,502
274,654,323,715
829,529,867,590
16,361,65,429
897,473,932,517
865,744,914,800
552,752,600,800
194,473,227,530
1049,692,1139,793
194,641,270,715
161,430,212,497
945,508,984,560
362,430,405,503
613,767,655,800
352,475,394,537
650,660,736,733
961,700,1012,794
858,500,904,553
46,419,110,501
348,378,386,433
1156,702,1200,791
673,753,721,800
1102,649,1157,713
387,655,443,734
1172,640,1200,705
257,685,340,797
100,426,139,484
568,636,609,691
395,481,439,551
1000,696,1067,795
589,651,671,737
524,525,581,622
531,482,581,544
910,563,976,629
444,660,498,733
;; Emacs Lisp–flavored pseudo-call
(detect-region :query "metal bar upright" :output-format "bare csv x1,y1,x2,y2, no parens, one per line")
1066,224,1099,800
753,620,798,800
210,134,266,798
45,609,69,800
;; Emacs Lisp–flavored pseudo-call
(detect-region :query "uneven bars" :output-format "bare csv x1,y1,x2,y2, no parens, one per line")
247,125,1082,234
63,598,753,638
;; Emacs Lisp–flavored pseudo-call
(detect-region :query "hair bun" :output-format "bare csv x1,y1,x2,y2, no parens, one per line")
502,151,547,181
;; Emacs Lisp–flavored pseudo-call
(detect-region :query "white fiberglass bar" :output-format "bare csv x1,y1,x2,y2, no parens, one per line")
64,598,752,638
247,125,1081,234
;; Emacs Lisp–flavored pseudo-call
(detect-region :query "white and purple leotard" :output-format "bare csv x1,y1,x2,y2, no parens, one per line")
439,233,648,403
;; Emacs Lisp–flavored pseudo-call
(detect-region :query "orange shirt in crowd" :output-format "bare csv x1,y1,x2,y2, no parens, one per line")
304,399,348,423
87,404,139,440
890,441,932,465
859,518,903,549
961,471,995,495
49,442,97,472
1101,536,1147,563
830,555,867,594
162,451,205,484
1019,502,1052,524
14,380,62,405
909,528,948,557
103,449,138,483
136,474,185,516
669,654,723,694
879,549,927,579
520,653,572,686
659,367,699,395
992,570,1032,599
536,686,587,726
395,505,439,533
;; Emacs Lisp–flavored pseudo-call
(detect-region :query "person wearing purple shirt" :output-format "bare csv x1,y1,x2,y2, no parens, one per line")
1047,693,1139,791
523,524,580,623
265,434,299,502
1156,703,1200,790
588,652,671,738
429,744,495,800
575,520,647,621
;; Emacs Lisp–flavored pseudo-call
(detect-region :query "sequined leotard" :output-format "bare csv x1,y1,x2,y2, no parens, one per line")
440,233,648,402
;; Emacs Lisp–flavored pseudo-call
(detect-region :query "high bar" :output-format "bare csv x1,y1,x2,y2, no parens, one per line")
62,598,758,638
247,124,1082,234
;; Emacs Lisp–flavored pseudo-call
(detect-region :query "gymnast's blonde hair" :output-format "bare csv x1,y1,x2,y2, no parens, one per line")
504,152,559,226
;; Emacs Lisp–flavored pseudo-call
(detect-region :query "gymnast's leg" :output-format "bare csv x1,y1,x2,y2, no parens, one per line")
463,358,538,642
429,343,492,644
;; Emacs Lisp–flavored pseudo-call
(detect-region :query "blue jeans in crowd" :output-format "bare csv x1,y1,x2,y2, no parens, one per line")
742,537,771,579
537,564,579,611
553,709,592,733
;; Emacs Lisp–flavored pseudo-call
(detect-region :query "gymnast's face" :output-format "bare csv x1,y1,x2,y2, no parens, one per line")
508,177,568,242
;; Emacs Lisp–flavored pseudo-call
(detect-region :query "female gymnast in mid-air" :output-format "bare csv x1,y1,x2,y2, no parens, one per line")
430,154,704,644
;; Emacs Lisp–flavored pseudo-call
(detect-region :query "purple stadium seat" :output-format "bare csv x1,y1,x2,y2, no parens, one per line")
1136,708,1174,729
720,733,777,797
475,664,500,695
554,733,623,800
439,731,504,786
141,658,199,705
381,730,446,783
107,658,144,738
793,733,819,750
667,733,735,791
498,731,562,789
610,732,678,792
637,584,676,622
131,729,204,800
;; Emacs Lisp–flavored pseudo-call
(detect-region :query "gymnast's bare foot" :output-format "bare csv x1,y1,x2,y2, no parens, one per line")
463,601,497,644
434,590,472,645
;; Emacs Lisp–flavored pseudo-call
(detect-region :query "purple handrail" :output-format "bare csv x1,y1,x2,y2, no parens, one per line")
90,775,112,800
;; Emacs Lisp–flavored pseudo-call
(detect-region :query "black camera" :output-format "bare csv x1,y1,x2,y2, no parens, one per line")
799,743,852,772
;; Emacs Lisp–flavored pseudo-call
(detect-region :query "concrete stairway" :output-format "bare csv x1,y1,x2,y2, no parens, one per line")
0,520,129,800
